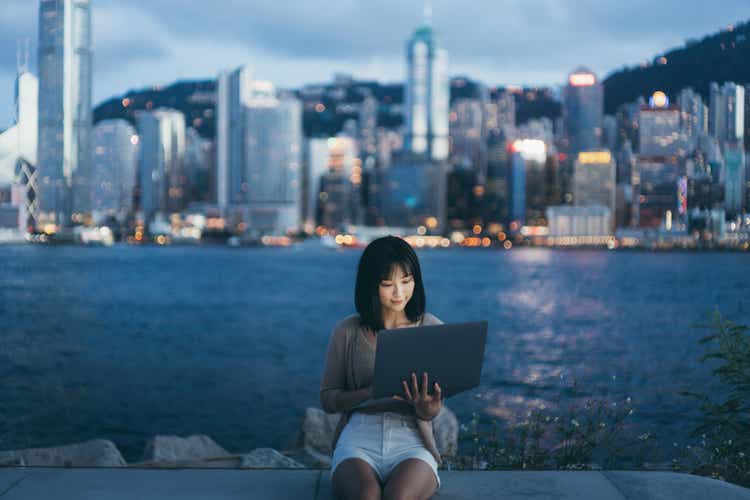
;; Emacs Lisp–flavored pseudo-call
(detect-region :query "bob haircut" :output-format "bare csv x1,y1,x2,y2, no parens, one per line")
355,235,426,332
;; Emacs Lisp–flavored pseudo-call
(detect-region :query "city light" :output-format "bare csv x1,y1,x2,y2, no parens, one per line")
512,139,546,162
649,91,669,108
577,151,612,164
568,72,596,86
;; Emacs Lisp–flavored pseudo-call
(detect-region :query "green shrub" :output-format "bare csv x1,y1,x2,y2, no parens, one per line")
448,377,660,471
676,312,750,487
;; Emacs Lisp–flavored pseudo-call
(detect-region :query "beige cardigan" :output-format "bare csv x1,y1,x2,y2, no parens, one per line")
319,312,444,465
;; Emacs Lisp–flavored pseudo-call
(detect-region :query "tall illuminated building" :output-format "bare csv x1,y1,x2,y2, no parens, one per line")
450,98,484,171
243,85,302,235
562,67,603,157
638,91,686,157
91,120,138,224
216,65,253,210
510,139,553,227
709,82,745,145
0,70,38,231
483,128,511,225
573,150,616,226
637,156,682,228
404,5,449,161
723,146,745,217
36,0,92,227
636,91,686,229
677,87,706,144
307,137,359,229
382,156,447,230
136,109,186,223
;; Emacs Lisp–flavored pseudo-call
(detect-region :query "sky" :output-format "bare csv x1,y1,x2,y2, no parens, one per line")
0,0,748,129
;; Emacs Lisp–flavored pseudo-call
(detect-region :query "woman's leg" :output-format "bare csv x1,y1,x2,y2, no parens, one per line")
382,458,438,500
332,457,382,500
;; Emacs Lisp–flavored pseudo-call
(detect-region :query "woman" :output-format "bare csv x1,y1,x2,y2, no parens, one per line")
320,235,445,500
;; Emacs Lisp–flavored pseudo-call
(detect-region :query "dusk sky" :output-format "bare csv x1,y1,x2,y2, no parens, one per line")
0,0,748,129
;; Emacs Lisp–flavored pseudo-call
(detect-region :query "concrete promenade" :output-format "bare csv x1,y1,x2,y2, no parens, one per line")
2,467,750,499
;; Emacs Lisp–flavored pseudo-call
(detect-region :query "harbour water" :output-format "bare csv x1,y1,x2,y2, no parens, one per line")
0,244,747,463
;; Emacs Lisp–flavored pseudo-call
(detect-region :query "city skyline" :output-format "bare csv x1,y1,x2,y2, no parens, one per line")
1,0,748,129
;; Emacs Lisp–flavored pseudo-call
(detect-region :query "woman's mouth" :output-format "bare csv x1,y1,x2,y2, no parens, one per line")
391,299,403,304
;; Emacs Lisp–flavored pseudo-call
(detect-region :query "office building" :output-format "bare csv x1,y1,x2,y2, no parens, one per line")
709,81,745,145
562,67,603,156
307,136,359,229
638,91,686,157
91,119,138,224
244,87,302,235
382,154,447,231
216,65,253,209
573,150,616,219
36,0,92,226
136,109,186,223
404,8,449,161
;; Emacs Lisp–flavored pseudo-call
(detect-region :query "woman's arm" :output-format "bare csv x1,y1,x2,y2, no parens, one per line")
320,320,372,413
328,386,372,413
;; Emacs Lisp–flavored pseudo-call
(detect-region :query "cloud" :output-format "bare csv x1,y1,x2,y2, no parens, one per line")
0,1,37,73
92,4,170,69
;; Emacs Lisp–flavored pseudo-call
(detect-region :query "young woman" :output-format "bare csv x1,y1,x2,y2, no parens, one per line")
320,235,445,500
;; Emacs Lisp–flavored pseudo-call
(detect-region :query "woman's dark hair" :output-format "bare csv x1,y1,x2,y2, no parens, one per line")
355,235,426,332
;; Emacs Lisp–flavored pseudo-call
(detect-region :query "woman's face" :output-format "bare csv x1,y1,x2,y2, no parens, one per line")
378,264,415,315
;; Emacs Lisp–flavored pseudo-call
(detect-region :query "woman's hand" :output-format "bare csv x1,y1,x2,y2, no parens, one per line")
393,371,442,420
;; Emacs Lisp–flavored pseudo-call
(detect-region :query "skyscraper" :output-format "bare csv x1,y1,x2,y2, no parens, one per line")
216,65,253,210
677,87,706,145
450,97,484,171
573,150,616,227
0,70,38,230
404,5,449,161
637,156,682,229
243,86,302,235
562,67,603,157
91,120,138,224
723,146,745,216
136,109,186,223
307,137,359,229
483,127,511,226
638,92,686,157
36,0,92,227
709,82,745,145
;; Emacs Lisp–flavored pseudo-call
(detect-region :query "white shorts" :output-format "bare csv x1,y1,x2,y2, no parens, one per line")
330,411,441,490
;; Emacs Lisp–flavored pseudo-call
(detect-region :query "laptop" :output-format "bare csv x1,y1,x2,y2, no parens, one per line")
371,320,488,400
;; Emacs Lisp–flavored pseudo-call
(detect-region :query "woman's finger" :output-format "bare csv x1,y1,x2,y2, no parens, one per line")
421,372,429,399
393,395,406,402
402,379,413,400
434,382,442,401
411,372,420,400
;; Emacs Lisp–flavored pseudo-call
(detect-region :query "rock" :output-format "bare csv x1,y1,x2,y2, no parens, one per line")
300,407,342,465
299,405,459,463
240,448,304,468
142,434,230,463
0,439,125,467
0,455,25,466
